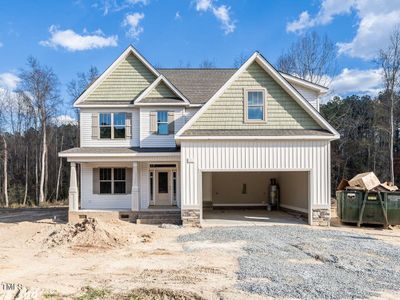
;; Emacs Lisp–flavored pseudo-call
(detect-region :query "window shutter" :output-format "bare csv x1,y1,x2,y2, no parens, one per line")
150,112,157,133
168,111,174,134
243,89,248,123
92,113,99,139
126,168,132,194
125,113,132,139
93,168,100,194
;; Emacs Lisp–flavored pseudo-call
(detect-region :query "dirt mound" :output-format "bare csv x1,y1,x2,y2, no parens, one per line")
123,288,206,300
44,218,125,250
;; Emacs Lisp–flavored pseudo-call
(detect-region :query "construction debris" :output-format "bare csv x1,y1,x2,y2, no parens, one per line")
338,171,398,192
348,172,381,190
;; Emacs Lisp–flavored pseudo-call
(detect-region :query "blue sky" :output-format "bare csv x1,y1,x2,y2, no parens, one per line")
0,0,399,117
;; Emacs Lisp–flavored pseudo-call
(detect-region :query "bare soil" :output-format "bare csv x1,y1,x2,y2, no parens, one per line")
0,208,400,300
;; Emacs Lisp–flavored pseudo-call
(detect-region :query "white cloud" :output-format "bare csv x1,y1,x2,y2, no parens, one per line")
53,114,78,126
123,12,145,39
0,72,20,91
40,26,118,51
175,11,181,20
194,0,235,34
287,0,400,60
329,68,383,97
0,42,3,48
92,0,149,15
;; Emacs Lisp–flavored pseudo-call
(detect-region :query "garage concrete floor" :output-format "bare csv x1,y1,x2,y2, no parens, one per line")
202,208,307,226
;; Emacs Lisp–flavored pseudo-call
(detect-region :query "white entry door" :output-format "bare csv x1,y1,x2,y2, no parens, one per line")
155,171,171,205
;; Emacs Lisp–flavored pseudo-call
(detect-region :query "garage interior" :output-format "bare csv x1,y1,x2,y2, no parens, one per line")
202,171,310,224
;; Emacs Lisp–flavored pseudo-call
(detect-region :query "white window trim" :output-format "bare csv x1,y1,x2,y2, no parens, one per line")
244,88,267,123
99,112,126,139
99,167,126,194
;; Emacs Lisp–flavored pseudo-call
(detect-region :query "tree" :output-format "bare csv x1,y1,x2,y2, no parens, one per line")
233,52,249,68
67,66,99,103
18,57,60,203
199,59,216,68
378,27,400,184
276,31,336,85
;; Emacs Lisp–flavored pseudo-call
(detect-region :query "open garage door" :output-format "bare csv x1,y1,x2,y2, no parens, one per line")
202,171,309,224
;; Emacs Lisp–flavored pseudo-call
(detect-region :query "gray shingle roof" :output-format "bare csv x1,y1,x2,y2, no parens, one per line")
157,69,236,104
181,129,334,137
139,97,184,104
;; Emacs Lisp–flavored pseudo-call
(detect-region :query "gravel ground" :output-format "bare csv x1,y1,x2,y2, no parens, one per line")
178,226,400,299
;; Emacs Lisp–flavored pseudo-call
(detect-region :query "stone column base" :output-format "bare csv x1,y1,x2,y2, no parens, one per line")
181,209,201,227
311,208,330,226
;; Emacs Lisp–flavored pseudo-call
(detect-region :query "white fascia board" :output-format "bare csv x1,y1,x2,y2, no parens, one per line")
281,73,329,95
134,103,190,107
175,52,259,137
134,75,190,105
59,152,181,158
75,104,133,108
74,45,160,107
176,135,340,141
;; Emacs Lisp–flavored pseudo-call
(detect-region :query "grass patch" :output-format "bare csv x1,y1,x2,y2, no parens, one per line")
76,286,110,300
43,291,62,299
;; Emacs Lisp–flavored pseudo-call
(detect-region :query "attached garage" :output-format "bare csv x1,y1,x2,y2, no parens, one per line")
202,171,309,211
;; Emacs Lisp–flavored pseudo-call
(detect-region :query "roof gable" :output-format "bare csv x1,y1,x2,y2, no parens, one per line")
134,75,190,105
177,52,339,138
74,46,159,107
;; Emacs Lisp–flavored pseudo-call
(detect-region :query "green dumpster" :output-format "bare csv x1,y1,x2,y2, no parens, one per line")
337,190,363,223
384,192,400,225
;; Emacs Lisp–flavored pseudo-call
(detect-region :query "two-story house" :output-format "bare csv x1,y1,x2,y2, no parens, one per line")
60,45,339,226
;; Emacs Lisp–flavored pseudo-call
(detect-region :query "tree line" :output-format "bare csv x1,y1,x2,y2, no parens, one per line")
0,30,399,207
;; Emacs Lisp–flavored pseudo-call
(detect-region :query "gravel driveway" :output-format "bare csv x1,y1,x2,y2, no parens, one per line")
179,225,400,299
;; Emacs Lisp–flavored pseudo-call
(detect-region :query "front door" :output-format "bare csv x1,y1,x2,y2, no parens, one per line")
155,171,171,205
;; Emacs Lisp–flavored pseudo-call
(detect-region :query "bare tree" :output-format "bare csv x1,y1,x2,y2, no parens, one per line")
378,27,400,183
18,57,60,203
276,31,336,85
67,66,98,104
199,59,216,69
233,52,249,68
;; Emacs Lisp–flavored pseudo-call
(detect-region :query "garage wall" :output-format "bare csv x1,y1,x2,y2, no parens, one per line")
181,140,330,210
279,171,309,213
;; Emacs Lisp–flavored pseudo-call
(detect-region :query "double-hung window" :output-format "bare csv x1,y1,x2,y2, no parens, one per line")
99,168,126,194
245,90,266,122
157,111,168,135
99,113,126,139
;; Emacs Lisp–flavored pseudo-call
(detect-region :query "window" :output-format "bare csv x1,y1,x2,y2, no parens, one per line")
158,172,169,193
157,111,168,135
99,168,112,194
150,171,154,201
99,113,126,139
245,90,265,122
114,113,126,139
99,113,112,139
99,168,126,194
173,171,177,201
113,168,126,194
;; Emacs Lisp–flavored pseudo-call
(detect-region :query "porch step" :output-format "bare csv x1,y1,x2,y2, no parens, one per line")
135,211,181,225
136,218,182,225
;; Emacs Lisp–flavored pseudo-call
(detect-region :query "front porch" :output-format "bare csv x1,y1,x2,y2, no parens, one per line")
59,147,182,224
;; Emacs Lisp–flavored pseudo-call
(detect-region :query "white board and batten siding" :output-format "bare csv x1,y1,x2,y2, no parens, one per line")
80,164,131,210
80,108,140,147
181,140,331,211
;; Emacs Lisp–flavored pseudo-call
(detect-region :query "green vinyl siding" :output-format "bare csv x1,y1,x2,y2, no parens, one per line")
86,53,156,103
191,62,321,130
146,81,178,98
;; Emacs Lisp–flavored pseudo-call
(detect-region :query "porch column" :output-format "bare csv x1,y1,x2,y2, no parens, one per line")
131,162,140,211
68,162,79,211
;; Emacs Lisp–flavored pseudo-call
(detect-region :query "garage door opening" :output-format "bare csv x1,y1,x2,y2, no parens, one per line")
201,171,309,225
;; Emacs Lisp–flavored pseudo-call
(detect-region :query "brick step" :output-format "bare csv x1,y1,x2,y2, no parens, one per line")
136,218,182,225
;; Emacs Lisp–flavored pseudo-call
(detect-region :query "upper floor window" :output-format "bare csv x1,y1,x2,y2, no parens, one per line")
99,113,126,139
245,90,266,122
157,111,169,135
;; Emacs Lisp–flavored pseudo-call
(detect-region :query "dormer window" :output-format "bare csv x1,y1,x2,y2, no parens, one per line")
157,111,169,135
244,89,266,123
99,112,126,139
